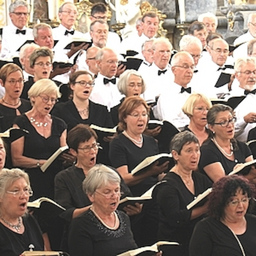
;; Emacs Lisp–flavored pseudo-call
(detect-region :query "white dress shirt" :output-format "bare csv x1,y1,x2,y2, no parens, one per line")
0,23,33,60
89,73,122,111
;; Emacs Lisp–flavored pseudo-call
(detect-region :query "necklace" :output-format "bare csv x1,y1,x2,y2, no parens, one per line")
2,98,20,106
91,207,118,229
0,216,22,232
212,138,233,157
78,107,89,116
123,131,143,145
30,117,48,127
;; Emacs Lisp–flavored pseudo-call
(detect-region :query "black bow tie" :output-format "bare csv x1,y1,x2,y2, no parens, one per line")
244,89,256,95
217,66,226,71
103,77,116,84
65,30,74,35
180,87,191,94
158,69,167,76
194,69,198,73
16,29,26,35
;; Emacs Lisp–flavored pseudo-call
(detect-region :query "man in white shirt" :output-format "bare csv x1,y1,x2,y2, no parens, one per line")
233,57,256,142
90,47,122,111
0,0,33,59
233,13,256,60
154,51,194,129
195,38,233,99
120,11,159,55
140,37,173,103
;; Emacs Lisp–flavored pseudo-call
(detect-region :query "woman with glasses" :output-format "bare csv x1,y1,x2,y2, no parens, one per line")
109,96,169,246
190,175,256,256
198,104,253,182
52,70,113,164
110,69,146,126
11,79,67,200
54,124,133,252
0,63,31,168
182,93,212,145
11,79,67,250
68,164,138,256
0,168,44,255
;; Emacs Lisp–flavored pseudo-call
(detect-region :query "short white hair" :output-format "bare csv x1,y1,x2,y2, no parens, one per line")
179,35,202,51
198,12,218,26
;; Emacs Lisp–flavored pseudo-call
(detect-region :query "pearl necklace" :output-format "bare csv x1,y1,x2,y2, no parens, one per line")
123,131,143,145
0,216,22,232
30,117,48,127
2,98,21,106
212,138,233,157
91,207,118,229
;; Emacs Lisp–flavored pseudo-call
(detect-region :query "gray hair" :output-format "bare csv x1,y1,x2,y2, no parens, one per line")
29,47,53,68
28,79,60,103
179,35,202,51
95,47,117,61
83,164,120,195
207,104,233,126
9,0,29,13
141,39,154,51
248,13,256,24
152,37,173,51
0,168,30,200
58,1,76,13
90,19,109,32
117,69,146,95
234,57,256,72
33,23,52,39
170,131,199,155
19,43,39,61
171,51,193,66
198,12,218,26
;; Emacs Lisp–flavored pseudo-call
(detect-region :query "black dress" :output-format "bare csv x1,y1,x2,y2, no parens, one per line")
52,99,113,165
68,209,137,256
0,99,31,168
154,171,212,256
190,214,256,256
13,114,67,200
0,213,44,256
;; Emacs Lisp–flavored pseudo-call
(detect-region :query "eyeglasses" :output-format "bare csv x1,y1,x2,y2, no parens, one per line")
250,22,256,27
91,15,107,20
238,70,256,75
95,189,123,199
129,113,148,118
228,197,251,206
39,95,58,104
61,10,78,15
6,188,33,197
173,64,195,70
87,57,96,60
211,48,229,54
34,62,52,67
74,80,94,87
213,117,236,127
7,78,24,85
194,107,209,112
157,50,171,55
12,12,29,16
191,54,202,59
78,143,101,153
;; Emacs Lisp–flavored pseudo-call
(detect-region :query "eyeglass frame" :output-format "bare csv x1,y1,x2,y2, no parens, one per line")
39,95,58,104
6,78,24,85
213,116,237,127
228,197,251,206
61,10,78,15
210,47,229,54
34,62,52,67
237,70,256,75
194,107,209,112
94,189,123,199
172,64,195,70
74,80,94,87
12,12,29,16
77,142,102,153
6,188,33,197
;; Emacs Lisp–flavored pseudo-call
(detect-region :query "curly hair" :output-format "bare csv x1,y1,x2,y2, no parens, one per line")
208,175,255,220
